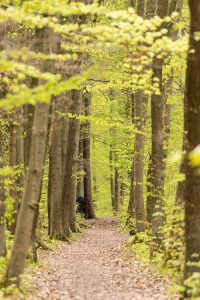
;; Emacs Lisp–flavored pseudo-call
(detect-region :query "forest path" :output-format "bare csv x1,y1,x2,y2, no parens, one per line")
30,218,176,300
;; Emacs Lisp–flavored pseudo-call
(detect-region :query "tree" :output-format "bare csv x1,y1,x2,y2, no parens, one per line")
0,113,6,257
184,0,200,292
48,97,64,238
83,92,95,219
130,0,147,232
146,1,171,238
62,89,82,236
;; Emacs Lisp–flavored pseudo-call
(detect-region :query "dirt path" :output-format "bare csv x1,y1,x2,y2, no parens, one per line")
30,218,176,300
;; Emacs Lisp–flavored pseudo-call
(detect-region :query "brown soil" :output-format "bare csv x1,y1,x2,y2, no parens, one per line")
29,217,177,300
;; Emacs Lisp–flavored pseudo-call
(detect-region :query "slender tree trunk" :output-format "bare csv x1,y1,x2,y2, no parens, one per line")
109,146,115,212
77,136,84,200
133,90,146,232
175,134,186,204
23,81,36,169
0,117,6,257
69,120,80,232
15,107,25,223
163,77,173,173
83,93,95,219
128,93,135,217
148,61,165,237
184,0,200,284
8,110,18,234
114,167,120,212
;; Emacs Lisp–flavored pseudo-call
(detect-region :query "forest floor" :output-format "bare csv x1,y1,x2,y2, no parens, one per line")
29,218,177,300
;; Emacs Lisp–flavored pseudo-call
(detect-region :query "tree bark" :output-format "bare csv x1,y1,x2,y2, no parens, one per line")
8,110,18,234
69,120,80,231
114,167,120,213
109,146,115,212
128,94,135,217
77,136,84,200
146,1,169,238
0,115,6,257
83,93,95,219
184,0,200,283
128,1,147,231
24,104,35,170
62,90,82,236
133,90,146,232
48,97,64,239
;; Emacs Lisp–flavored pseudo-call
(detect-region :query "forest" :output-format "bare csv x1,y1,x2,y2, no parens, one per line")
0,0,200,299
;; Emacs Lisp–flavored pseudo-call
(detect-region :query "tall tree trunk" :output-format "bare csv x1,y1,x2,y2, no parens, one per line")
8,110,18,234
109,146,115,212
24,104,35,170
83,93,95,219
77,136,84,200
128,1,147,231
133,90,146,232
184,0,200,285
62,90,82,236
163,77,173,173
128,94,135,217
48,98,64,239
23,79,38,170
0,116,6,257
69,121,80,232
146,1,169,238
15,107,25,221
114,167,120,212
5,102,50,285
175,134,186,204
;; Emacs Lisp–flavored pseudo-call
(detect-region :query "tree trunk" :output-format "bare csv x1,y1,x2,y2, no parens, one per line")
184,0,200,284
175,134,186,205
128,1,147,231
83,93,95,219
48,98,64,239
133,90,146,232
69,120,80,232
137,0,145,16
77,136,84,200
8,110,18,234
163,77,173,173
15,107,24,192
146,0,157,18
128,94,135,217
114,167,120,212
146,1,169,238
62,90,82,236
0,116,6,257
109,146,115,212
23,78,37,170
5,102,50,285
